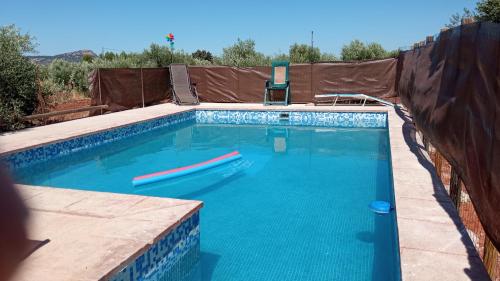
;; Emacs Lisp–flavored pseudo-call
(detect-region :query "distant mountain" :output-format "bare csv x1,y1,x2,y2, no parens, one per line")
27,50,97,65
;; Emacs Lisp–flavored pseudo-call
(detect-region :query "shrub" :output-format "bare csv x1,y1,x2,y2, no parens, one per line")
70,62,92,93
48,59,74,87
47,60,99,94
38,78,59,98
91,55,153,68
192,49,213,62
0,25,37,131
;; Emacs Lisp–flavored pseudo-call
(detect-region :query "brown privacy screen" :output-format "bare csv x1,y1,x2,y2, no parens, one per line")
189,59,397,103
398,22,500,249
90,68,172,113
90,59,397,109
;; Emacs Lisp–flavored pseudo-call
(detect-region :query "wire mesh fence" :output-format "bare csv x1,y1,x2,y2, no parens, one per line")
424,139,499,281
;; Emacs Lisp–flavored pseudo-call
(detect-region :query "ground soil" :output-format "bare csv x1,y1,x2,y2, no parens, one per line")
28,98,92,126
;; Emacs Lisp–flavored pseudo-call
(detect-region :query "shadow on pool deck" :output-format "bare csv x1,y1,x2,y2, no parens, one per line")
395,106,489,280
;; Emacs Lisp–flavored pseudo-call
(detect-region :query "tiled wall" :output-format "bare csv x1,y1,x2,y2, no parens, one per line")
2,110,386,170
3,111,196,169
110,211,200,281
196,110,387,128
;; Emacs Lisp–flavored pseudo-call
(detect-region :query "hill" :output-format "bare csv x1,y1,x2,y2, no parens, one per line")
28,50,97,65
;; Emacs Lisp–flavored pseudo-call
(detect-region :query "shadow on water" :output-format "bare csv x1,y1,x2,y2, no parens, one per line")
183,252,221,281
394,106,489,280
356,231,375,243
178,170,245,199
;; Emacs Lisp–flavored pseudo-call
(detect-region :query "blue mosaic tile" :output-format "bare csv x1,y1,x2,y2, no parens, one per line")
110,211,200,281
196,110,387,128
1,109,386,171
2,111,196,170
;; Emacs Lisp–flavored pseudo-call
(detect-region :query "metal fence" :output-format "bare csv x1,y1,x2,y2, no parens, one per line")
422,134,499,281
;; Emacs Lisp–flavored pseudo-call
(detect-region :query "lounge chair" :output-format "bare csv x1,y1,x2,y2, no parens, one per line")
264,61,290,105
169,64,200,105
314,93,396,107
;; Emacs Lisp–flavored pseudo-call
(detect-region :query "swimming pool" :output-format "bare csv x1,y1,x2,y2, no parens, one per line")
8,110,400,281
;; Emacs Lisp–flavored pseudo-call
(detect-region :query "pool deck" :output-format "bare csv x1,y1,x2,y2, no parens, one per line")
1,103,490,281
12,185,202,281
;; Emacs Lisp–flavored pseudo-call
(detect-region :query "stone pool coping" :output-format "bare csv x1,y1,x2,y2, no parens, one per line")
12,185,202,281
2,103,489,281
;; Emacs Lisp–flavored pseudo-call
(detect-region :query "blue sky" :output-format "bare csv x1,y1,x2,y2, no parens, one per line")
1,0,477,56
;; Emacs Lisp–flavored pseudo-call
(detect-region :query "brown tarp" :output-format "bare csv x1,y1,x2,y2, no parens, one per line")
188,59,397,103
91,59,397,108
312,60,398,98
398,22,500,250
90,68,171,113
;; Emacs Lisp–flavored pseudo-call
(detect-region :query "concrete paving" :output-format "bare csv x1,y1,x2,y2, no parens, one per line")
12,186,202,281
1,103,490,280
387,108,490,281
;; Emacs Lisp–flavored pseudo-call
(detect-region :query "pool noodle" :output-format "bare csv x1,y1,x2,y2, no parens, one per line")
133,151,242,186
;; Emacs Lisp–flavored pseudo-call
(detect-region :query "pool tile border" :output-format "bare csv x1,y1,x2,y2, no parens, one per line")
2,103,489,281
2,110,386,170
2,111,196,169
110,212,200,281
196,110,387,128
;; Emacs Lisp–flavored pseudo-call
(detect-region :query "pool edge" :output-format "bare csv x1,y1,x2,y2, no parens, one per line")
3,103,488,281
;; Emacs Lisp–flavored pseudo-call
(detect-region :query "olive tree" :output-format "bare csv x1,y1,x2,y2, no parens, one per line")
0,25,37,131
220,39,270,67
477,0,500,22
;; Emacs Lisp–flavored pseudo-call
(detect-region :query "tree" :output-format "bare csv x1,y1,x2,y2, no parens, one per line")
221,39,270,67
272,53,289,61
320,53,337,61
366,43,387,59
82,53,93,63
341,40,367,61
142,43,172,67
446,8,477,28
289,43,321,63
340,40,391,61
192,49,213,62
101,51,116,61
0,25,37,131
476,0,500,22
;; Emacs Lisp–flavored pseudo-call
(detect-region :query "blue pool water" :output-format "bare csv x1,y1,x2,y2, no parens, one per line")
13,118,400,281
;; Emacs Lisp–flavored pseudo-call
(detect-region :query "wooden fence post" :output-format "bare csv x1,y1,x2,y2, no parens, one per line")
98,68,103,115
449,167,463,209
461,17,475,25
434,150,443,179
140,68,145,108
483,236,498,279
